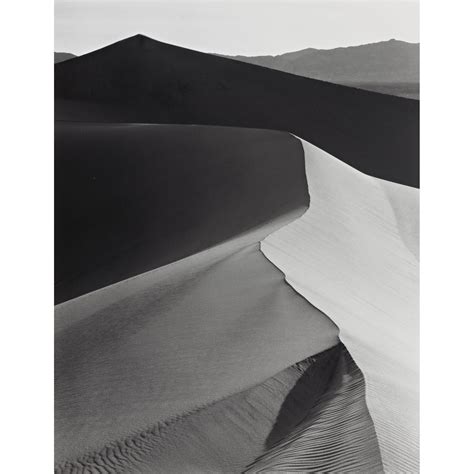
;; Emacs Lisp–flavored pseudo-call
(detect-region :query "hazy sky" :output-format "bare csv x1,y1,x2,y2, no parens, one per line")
55,0,419,56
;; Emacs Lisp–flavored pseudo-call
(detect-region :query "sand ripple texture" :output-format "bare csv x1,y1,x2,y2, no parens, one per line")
56,345,383,473
262,137,419,472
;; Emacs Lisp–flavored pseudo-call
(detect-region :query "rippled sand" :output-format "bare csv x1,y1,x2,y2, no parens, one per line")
262,138,419,472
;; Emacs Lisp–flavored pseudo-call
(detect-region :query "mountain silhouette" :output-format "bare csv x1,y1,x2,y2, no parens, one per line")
226,40,419,81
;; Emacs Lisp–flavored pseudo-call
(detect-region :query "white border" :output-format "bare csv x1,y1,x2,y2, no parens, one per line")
2,0,473,471
421,0,474,472
1,0,54,472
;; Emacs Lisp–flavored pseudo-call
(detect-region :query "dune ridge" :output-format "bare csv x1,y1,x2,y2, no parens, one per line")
55,234,340,464
55,123,309,303
261,137,419,472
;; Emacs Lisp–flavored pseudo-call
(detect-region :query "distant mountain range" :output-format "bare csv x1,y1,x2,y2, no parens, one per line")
55,52,76,63
55,39,419,98
223,39,419,99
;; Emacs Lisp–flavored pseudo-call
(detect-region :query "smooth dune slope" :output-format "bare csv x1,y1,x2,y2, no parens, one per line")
56,344,382,473
261,138,419,472
55,123,308,303
55,34,419,187
55,234,340,466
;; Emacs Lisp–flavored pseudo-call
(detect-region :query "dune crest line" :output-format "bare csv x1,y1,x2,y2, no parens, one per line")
260,137,419,472
55,237,340,465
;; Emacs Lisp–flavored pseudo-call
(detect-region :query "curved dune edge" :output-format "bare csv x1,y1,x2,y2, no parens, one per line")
55,218,340,465
55,123,309,304
261,138,419,472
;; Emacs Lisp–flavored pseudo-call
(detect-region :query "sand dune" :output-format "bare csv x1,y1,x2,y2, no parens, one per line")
262,138,419,471
246,346,382,473
55,34,419,187
56,344,382,473
54,123,417,471
55,232,340,465
55,123,308,303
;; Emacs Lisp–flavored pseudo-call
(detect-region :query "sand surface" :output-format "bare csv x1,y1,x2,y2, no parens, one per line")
57,344,383,473
55,123,308,303
262,138,419,472
246,345,383,473
54,123,417,472
55,229,339,465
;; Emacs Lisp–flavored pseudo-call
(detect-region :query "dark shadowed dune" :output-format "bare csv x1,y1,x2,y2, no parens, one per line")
246,346,382,473
55,122,308,303
55,34,419,187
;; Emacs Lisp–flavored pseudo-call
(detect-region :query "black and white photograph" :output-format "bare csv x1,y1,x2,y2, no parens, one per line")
53,1,420,471
3,0,473,472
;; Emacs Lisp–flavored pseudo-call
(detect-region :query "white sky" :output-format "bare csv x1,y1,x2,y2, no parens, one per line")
55,0,419,56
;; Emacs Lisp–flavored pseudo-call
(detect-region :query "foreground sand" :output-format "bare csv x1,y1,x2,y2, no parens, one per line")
262,138,419,472
57,344,382,473
55,219,341,466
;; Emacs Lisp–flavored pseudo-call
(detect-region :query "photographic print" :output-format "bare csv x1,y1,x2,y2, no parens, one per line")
54,1,419,472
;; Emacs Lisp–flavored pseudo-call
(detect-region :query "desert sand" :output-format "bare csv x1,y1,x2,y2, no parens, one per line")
55,225,340,466
246,346,383,473
55,123,308,303
262,138,419,472
57,344,383,473
55,124,417,472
